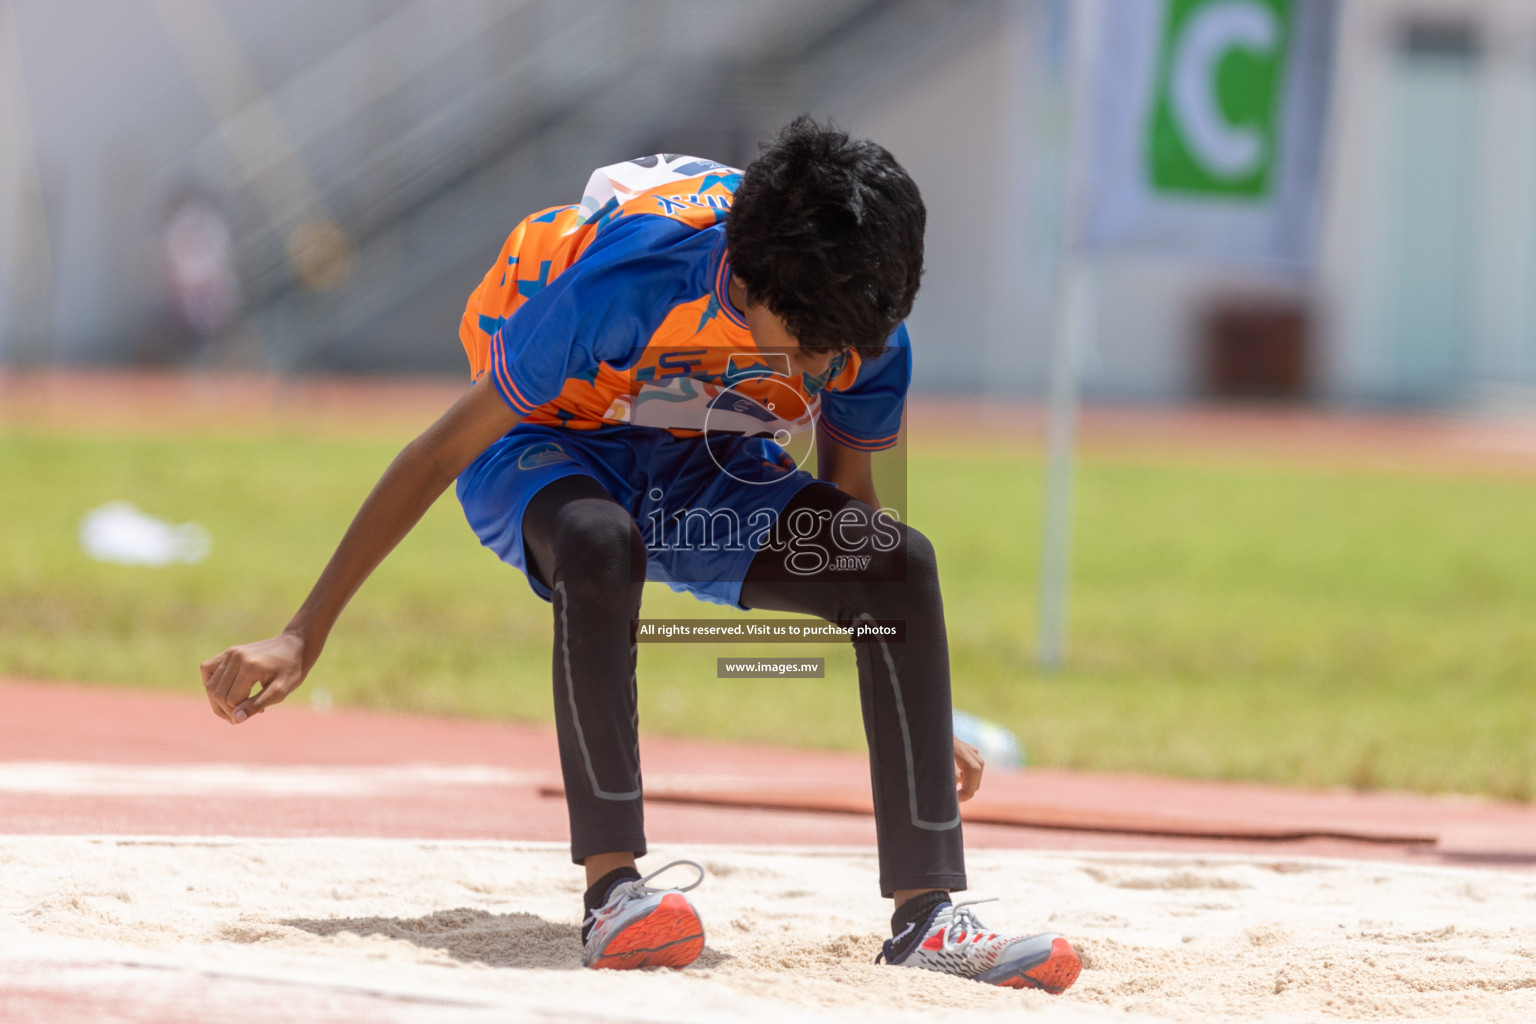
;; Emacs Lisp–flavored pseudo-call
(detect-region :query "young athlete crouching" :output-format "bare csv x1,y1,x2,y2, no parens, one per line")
199,116,1081,994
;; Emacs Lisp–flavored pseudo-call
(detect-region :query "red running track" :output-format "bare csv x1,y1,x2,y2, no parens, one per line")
4,678,1536,867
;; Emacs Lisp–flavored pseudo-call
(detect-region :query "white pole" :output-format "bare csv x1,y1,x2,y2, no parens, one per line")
1035,0,1098,670
983,0,1033,403
1036,259,1093,669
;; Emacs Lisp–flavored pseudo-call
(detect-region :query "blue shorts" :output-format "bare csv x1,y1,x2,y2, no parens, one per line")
456,423,818,608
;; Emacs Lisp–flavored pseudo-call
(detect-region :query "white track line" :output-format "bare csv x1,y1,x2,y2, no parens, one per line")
0,762,552,796
0,762,825,798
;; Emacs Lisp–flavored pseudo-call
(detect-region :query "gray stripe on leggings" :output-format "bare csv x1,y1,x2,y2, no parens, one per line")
859,612,960,831
557,580,642,801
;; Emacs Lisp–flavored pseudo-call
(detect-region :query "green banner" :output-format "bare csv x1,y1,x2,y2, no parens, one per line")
1149,0,1293,198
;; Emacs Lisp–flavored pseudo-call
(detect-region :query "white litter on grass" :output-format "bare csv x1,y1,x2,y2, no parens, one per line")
79,501,211,566
953,709,1025,772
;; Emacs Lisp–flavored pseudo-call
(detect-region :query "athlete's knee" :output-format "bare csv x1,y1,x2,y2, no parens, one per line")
549,499,645,599
864,523,938,589
832,524,940,629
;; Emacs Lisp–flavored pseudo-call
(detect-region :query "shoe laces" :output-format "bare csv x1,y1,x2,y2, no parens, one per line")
876,895,999,963
935,897,999,954
584,859,706,934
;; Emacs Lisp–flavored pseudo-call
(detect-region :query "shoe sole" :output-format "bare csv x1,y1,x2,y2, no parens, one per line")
589,893,705,970
975,935,1082,994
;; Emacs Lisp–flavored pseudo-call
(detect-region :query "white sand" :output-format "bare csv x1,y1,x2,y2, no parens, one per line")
3,837,1536,1023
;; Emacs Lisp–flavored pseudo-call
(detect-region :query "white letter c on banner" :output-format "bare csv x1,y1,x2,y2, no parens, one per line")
1170,0,1279,180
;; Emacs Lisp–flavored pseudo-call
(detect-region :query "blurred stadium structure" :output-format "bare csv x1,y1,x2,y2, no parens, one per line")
2,0,1536,407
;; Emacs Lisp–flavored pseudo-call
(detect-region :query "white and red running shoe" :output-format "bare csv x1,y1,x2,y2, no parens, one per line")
876,897,1082,993
581,860,707,970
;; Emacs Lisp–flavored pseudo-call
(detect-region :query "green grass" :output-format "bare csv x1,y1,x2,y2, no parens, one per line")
3,425,1535,799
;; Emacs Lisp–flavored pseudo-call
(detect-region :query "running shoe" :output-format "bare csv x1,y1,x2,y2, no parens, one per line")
876,897,1081,993
582,860,707,970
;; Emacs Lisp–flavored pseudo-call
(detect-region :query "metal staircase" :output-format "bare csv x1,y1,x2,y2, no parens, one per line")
193,0,999,373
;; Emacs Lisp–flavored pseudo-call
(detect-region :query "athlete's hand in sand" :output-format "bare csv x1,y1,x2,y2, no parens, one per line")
954,735,984,801
201,632,308,725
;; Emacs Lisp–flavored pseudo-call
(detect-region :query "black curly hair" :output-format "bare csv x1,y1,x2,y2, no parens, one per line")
726,116,924,357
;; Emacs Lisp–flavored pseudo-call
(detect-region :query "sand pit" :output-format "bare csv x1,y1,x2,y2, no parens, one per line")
3,838,1536,1023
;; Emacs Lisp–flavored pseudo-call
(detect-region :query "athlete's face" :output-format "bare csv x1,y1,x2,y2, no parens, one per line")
730,275,844,380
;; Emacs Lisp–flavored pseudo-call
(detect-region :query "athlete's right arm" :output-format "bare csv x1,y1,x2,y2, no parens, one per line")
199,372,522,725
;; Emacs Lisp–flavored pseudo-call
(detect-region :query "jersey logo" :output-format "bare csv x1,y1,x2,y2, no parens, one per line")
653,193,733,215
656,349,708,378
517,442,573,470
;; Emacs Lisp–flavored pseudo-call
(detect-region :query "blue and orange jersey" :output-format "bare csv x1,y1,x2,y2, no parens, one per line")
458,155,910,452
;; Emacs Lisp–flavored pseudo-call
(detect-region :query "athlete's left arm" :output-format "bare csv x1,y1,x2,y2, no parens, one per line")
817,408,984,802
815,325,910,507
814,424,880,508
817,328,984,799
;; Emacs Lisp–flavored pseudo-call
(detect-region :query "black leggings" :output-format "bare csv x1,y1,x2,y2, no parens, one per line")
521,475,965,897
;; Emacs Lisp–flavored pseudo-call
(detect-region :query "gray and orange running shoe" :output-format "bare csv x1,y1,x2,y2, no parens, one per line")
876,897,1081,993
581,860,707,970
